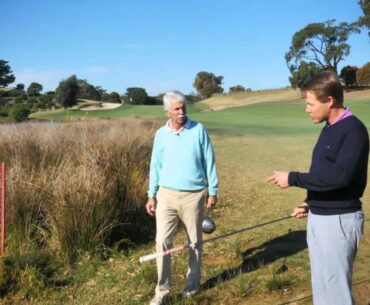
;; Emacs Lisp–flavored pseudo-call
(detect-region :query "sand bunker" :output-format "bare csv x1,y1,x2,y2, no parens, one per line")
80,103,122,111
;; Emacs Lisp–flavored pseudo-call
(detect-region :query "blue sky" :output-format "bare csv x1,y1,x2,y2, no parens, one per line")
1,0,368,95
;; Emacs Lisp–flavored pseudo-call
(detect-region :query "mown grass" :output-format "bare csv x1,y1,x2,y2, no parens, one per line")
30,103,208,121
1,97,369,305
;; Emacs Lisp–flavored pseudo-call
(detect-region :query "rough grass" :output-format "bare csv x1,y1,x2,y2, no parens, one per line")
1,97,370,305
0,118,164,301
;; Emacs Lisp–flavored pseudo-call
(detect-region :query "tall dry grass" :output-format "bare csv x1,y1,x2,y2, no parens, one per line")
0,118,160,265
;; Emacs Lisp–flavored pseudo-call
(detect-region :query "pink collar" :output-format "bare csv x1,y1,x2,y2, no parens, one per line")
331,108,352,125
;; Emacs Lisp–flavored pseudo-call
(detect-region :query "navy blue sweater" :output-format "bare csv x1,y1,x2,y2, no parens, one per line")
288,115,369,215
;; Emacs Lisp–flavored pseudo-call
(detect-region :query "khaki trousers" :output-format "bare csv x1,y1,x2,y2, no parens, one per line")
155,187,206,296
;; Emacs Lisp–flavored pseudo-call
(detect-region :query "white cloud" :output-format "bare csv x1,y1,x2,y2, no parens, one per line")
14,69,71,92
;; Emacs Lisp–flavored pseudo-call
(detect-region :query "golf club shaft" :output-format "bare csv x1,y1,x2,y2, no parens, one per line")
203,215,292,244
140,244,188,263
139,215,291,264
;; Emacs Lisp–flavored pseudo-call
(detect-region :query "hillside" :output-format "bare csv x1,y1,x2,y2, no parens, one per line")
202,88,370,111
29,88,370,122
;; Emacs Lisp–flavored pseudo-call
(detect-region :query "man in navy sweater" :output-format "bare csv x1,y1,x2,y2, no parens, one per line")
267,71,369,305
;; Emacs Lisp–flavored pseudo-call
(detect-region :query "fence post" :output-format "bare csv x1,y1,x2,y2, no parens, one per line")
1,162,5,254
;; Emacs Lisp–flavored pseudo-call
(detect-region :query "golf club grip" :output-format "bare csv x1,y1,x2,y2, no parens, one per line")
139,252,161,264
139,245,187,264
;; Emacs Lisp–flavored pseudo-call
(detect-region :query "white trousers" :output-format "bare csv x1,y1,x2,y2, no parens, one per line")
154,187,206,296
307,211,364,305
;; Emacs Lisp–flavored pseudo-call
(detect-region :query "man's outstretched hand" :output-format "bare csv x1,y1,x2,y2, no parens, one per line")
266,171,289,188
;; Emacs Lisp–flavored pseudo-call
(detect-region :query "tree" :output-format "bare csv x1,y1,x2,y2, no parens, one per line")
193,71,224,98
16,84,25,91
229,85,245,93
0,60,15,87
102,91,121,103
285,20,360,74
358,0,370,33
109,92,121,103
95,86,106,99
356,62,370,86
27,82,43,96
9,104,31,122
15,94,27,104
340,65,358,88
126,87,148,104
55,75,79,108
37,95,54,110
185,92,202,104
77,79,102,100
289,61,322,89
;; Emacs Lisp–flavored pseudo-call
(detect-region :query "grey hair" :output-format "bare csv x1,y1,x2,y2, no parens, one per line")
163,90,188,111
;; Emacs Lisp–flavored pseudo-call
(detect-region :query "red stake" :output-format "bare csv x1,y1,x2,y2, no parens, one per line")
1,162,5,254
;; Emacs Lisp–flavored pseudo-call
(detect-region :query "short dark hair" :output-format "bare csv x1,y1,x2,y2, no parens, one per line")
301,71,343,106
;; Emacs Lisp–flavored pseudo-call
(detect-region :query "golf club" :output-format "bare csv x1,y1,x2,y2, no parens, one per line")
202,208,216,234
139,214,292,264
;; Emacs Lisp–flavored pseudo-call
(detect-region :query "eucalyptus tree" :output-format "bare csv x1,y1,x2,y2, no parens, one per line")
285,20,360,75
193,71,224,99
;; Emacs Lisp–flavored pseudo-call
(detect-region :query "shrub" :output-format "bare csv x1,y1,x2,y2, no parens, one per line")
0,118,161,265
0,246,65,298
229,85,246,93
9,104,31,121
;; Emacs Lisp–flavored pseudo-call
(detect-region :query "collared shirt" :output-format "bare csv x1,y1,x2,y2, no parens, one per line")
331,108,353,126
165,117,192,134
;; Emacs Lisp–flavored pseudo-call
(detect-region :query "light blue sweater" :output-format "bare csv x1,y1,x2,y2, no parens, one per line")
148,118,218,198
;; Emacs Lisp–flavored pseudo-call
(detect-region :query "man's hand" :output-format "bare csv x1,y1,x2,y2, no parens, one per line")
145,198,156,216
206,195,217,209
266,171,290,188
291,203,309,219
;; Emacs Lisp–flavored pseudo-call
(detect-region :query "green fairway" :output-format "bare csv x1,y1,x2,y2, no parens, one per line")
31,99,370,138
30,102,209,121
194,99,370,136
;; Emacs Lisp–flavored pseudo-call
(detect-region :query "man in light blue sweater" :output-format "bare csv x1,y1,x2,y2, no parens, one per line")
146,90,218,305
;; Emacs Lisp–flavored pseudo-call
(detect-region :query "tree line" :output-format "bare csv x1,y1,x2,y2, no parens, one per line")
0,61,232,122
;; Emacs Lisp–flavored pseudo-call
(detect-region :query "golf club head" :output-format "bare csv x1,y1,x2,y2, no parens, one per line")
202,217,216,234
